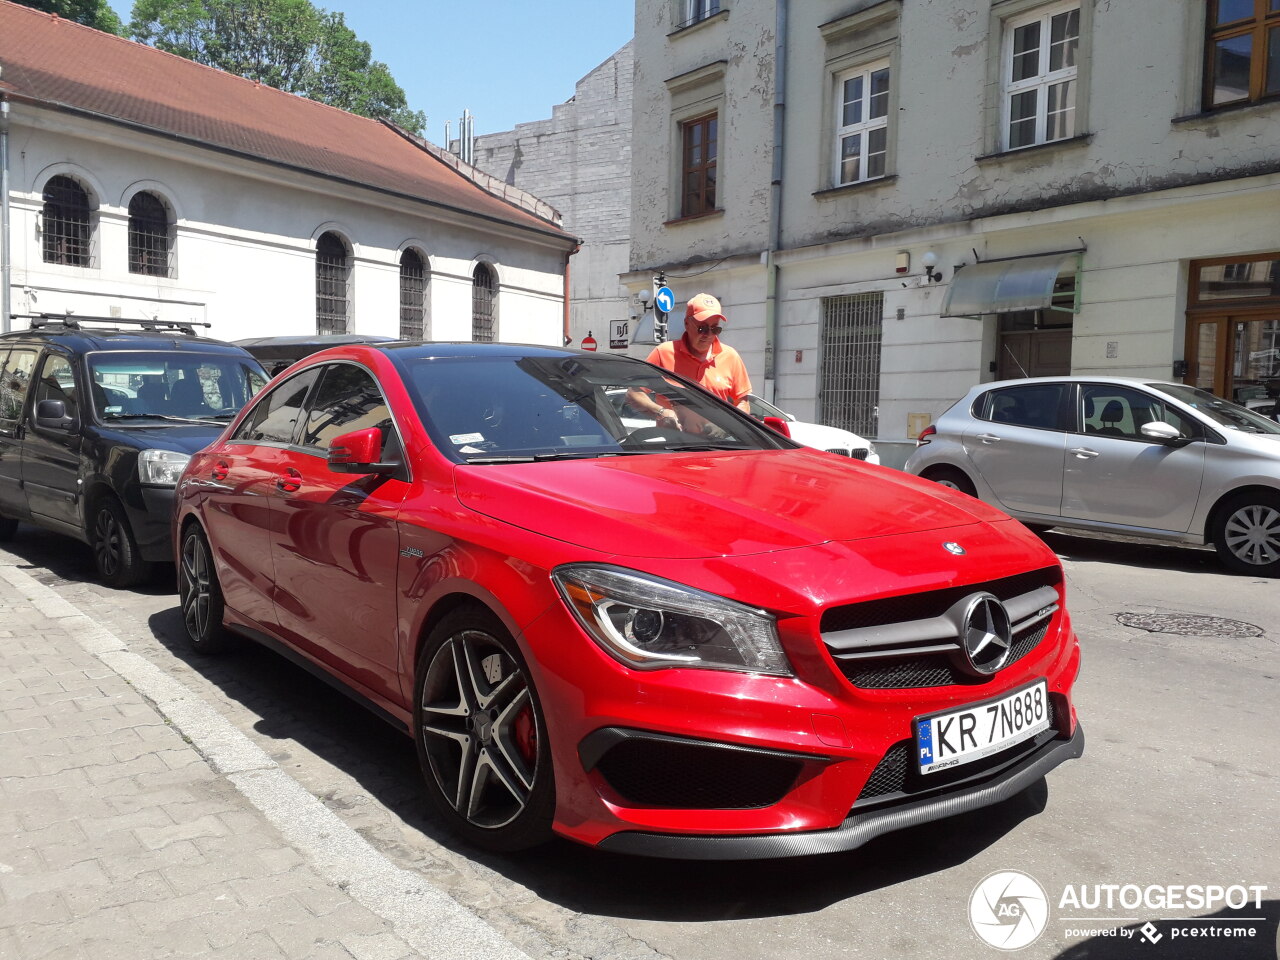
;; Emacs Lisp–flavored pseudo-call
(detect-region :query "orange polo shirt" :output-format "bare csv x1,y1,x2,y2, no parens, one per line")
646,336,752,405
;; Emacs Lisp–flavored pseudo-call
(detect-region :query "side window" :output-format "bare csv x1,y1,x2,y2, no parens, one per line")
0,348,40,425
32,354,79,422
980,383,1067,429
232,369,318,444
300,364,393,455
1080,385,1195,439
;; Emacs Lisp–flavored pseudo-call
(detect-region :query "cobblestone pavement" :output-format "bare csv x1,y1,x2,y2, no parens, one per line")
0,554,527,960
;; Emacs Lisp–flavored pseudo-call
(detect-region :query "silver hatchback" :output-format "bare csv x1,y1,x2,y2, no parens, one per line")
904,376,1280,576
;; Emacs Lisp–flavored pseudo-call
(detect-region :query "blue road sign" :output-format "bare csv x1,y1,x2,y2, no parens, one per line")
654,286,675,315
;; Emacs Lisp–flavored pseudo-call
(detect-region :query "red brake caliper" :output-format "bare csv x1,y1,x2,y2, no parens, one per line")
513,703,537,764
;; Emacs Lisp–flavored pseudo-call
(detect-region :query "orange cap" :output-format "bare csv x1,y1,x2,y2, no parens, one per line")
685,293,724,324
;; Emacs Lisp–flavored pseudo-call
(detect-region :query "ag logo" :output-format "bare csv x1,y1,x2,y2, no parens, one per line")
969,870,1049,950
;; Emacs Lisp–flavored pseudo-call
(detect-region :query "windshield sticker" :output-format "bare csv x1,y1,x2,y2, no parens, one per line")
451,432,485,444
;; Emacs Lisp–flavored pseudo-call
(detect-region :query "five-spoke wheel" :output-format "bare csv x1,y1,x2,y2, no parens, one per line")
178,525,234,653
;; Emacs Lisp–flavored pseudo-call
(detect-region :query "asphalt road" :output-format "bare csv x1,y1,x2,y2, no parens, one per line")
6,524,1278,960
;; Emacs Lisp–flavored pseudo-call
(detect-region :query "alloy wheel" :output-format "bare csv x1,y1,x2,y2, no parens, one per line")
419,630,539,830
1223,502,1280,567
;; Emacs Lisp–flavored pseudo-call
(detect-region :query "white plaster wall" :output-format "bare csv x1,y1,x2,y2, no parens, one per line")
5,108,568,344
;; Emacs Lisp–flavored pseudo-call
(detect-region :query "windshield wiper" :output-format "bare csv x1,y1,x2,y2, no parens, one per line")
663,443,746,451
101,413,218,424
464,450,659,464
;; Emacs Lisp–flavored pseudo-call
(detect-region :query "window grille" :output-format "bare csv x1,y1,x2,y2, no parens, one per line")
820,293,883,438
676,0,720,29
42,176,92,268
680,114,718,218
400,249,427,339
128,192,171,277
472,264,496,342
315,232,350,336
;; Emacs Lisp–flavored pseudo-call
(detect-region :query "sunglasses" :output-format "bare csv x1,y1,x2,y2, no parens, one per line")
692,323,723,335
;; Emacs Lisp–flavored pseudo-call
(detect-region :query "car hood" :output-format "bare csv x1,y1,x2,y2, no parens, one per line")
91,421,228,455
786,420,868,450
454,449,1006,559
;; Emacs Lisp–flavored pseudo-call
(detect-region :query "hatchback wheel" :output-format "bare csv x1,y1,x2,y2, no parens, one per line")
92,497,151,588
414,609,554,852
923,466,977,498
1213,493,1280,576
178,525,236,653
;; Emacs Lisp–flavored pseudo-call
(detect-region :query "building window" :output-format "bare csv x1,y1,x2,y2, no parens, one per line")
400,249,427,340
680,113,718,218
472,264,496,342
41,176,92,267
676,0,720,29
315,232,350,336
1205,0,1280,107
1002,3,1080,150
834,61,890,185
128,192,171,277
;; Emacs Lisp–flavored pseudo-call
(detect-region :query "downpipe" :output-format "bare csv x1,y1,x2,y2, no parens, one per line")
1,92,11,334
763,0,788,403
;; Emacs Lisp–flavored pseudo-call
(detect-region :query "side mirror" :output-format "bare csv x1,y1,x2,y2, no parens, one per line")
34,399,75,431
762,416,791,438
328,427,399,475
1141,421,1191,445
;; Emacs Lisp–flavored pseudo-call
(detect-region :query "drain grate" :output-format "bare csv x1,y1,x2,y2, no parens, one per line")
1115,612,1264,638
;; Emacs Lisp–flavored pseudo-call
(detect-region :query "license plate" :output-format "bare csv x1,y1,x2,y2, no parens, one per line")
916,680,1050,775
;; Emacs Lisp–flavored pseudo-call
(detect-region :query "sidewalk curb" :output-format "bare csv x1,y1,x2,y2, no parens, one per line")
0,559,531,960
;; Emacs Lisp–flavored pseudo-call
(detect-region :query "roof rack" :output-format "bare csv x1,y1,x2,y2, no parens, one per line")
10,314,211,336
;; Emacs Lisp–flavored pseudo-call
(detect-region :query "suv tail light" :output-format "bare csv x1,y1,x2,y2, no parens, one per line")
915,425,937,446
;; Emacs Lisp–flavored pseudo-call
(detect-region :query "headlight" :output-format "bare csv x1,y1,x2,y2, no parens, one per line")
552,564,792,676
138,449,191,486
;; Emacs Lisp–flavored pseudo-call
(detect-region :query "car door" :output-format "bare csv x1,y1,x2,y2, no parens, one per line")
21,350,84,531
0,345,40,519
1060,383,1207,533
268,361,408,704
961,382,1070,516
199,367,320,630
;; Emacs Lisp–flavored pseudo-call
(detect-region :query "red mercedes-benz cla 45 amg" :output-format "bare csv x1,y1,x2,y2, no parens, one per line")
174,342,1082,858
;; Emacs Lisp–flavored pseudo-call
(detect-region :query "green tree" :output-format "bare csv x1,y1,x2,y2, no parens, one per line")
14,0,123,34
127,0,426,133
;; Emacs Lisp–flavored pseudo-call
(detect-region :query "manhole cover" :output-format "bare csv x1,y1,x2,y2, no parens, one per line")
1115,612,1264,638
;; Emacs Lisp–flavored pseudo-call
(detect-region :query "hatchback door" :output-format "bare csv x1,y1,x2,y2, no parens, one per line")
0,346,39,519
1060,383,1206,532
961,382,1070,516
268,362,408,705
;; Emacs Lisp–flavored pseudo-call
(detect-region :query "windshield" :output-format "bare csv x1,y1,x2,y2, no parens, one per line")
89,352,269,422
402,353,791,462
1149,383,1280,435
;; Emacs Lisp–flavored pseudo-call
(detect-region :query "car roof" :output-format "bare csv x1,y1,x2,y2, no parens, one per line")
1,324,256,357
970,375,1183,393
312,341,613,362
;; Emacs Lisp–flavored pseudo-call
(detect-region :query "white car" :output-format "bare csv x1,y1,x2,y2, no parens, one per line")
744,394,879,463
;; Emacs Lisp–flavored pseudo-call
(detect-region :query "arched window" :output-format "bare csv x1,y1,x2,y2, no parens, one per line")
42,176,92,267
472,263,496,342
399,249,427,339
128,191,171,277
315,232,351,335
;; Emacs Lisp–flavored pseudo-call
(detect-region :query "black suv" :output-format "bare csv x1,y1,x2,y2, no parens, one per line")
0,317,268,586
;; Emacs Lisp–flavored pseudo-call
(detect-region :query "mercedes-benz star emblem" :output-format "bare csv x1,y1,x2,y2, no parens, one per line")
960,593,1013,675
943,541,966,555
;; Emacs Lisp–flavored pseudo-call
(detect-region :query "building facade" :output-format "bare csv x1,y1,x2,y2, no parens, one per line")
0,1,575,346
471,43,634,353
629,0,1280,464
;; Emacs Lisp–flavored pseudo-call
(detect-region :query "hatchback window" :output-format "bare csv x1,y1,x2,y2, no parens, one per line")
1079,384,1196,439
403,353,785,462
978,383,1067,430
300,364,395,456
1150,382,1280,435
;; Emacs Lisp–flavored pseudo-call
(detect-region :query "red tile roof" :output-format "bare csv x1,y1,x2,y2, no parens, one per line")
0,0,569,240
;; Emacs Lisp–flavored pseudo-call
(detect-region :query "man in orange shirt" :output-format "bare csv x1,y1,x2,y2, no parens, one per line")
630,294,751,429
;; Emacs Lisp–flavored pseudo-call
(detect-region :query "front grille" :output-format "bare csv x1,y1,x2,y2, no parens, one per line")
825,447,869,460
856,695,1059,804
594,735,803,810
821,567,1061,690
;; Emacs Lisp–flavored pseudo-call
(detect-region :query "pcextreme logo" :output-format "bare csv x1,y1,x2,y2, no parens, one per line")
969,870,1050,950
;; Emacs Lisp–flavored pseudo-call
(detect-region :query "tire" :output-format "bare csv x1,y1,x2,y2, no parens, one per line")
923,466,977,498
414,607,555,852
1212,492,1280,577
0,515,17,541
91,496,152,588
178,524,237,653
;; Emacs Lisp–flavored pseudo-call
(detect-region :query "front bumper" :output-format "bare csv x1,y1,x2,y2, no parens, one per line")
597,724,1083,859
133,486,177,562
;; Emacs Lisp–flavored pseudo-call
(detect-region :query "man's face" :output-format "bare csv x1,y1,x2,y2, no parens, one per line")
684,314,724,353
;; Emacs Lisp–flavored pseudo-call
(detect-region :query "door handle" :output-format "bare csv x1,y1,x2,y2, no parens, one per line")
211,460,229,482
276,468,302,493
1069,447,1100,459
976,433,1003,443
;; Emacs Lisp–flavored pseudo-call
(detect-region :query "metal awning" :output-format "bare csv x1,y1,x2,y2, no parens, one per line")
941,252,1081,317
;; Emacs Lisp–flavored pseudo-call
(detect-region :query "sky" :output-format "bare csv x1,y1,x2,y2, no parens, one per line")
105,0,636,141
